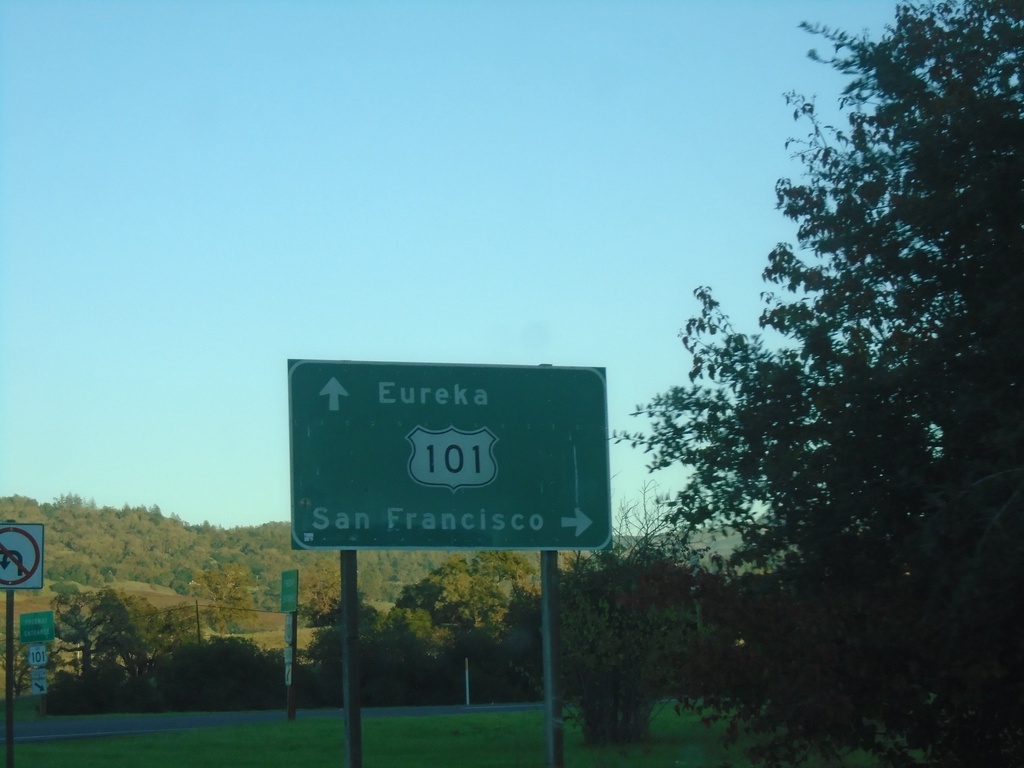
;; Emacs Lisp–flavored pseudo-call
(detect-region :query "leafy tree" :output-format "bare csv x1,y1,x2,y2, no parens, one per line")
299,557,342,627
48,665,130,715
498,581,545,703
560,492,709,746
472,550,538,589
52,587,142,675
192,563,257,633
157,637,281,711
305,602,443,707
561,550,662,745
394,553,527,633
49,587,162,714
307,552,542,707
625,2,1024,765
118,596,197,677
363,606,453,706
0,627,34,697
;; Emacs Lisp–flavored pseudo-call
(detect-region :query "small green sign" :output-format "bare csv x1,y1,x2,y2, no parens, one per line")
281,569,299,613
288,360,611,550
20,610,54,643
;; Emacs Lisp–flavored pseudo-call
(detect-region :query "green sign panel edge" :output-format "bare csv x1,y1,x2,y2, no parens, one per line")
288,359,612,551
281,569,299,613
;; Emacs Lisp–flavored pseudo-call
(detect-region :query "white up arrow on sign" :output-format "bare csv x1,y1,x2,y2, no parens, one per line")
319,378,349,411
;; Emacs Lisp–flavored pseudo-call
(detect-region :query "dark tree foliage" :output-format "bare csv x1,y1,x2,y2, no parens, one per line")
48,587,197,713
624,2,1024,766
48,666,133,715
53,588,145,676
561,550,675,745
393,552,536,633
157,637,282,711
305,552,543,708
559,490,720,748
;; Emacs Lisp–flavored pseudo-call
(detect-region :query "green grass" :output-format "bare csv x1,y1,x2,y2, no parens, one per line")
15,709,880,768
4,695,45,721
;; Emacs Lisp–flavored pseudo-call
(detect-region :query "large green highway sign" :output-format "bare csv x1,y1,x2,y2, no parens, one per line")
288,360,611,550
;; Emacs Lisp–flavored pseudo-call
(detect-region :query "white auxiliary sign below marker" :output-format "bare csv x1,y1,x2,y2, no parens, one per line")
30,668,47,695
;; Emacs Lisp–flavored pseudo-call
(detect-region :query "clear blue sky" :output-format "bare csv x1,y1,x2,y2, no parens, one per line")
1,1,895,528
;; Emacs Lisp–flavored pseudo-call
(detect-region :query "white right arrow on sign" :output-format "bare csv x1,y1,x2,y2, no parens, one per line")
561,507,593,537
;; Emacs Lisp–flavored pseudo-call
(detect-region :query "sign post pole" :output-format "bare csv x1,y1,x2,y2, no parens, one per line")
286,613,297,721
281,570,299,721
341,551,362,768
541,551,564,768
5,589,13,768
1,522,45,768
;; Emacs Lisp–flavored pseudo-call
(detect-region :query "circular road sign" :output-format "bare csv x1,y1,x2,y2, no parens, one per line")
0,525,44,589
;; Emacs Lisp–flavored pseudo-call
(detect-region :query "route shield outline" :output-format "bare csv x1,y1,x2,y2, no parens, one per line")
406,425,498,491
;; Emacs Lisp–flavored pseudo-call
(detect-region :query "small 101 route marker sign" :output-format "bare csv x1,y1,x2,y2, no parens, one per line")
288,360,611,550
26,644,47,668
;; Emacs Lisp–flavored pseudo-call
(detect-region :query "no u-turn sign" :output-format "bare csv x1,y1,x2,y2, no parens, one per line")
0,524,44,590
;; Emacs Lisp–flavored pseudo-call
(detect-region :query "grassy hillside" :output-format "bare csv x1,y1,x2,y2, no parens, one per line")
0,494,453,611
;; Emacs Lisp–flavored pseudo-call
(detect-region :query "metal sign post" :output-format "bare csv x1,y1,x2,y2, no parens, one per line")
1,523,45,768
5,589,13,768
541,551,564,768
341,551,362,768
281,570,299,721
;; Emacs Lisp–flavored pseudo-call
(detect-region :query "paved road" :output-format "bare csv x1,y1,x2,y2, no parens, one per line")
3,703,542,743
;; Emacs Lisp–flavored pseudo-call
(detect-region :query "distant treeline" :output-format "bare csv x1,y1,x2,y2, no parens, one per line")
0,494,454,608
